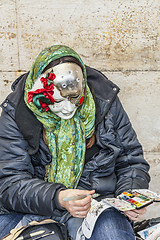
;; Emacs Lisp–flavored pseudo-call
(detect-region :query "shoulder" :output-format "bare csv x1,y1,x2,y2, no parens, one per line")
86,66,121,125
86,65,120,101
7,72,29,108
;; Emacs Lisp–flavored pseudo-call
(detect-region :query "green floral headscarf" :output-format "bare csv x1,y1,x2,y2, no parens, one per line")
24,45,95,188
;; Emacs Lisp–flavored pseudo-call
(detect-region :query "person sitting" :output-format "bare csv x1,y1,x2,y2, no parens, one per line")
0,45,150,239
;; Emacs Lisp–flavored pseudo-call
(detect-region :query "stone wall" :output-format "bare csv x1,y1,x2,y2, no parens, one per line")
0,0,160,219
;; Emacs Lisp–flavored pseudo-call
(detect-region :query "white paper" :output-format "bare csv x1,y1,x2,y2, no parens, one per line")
81,199,111,238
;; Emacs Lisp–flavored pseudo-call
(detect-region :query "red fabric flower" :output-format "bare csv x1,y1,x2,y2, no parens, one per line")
27,73,56,111
48,73,56,81
27,89,43,103
39,100,50,112
40,77,48,89
27,89,55,104
78,96,84,105
40,77,55,91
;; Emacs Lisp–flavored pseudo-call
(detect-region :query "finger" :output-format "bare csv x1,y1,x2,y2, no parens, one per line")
124,210,142,221
68,202,91,216
74,189,95,196
137,208,146,215
71,201,91,210
68,200,91,217
132,208,146,217
70,207,89,218
124,212,138,221
63,190,95,202
75,210,90,218
69,195,92,207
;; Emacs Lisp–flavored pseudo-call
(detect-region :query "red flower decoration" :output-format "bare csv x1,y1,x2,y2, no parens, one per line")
27,88,55,104
78,96,84,105
27,73,56,111
48,73,56,81
39,101,50,112
40,77,55,90
40,77,49,89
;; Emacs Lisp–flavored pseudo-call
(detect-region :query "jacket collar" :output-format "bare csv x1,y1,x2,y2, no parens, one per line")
86,66,119,125
7,73,42,155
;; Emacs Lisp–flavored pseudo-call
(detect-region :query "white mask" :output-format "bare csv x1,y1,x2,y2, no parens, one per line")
29,62,85,119
48,86,78,119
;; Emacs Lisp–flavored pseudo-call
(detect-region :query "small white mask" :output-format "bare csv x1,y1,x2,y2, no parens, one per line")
29,62,85,119
48,86,78,119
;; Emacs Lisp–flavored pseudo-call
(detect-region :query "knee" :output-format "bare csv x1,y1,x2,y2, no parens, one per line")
87,208,135,240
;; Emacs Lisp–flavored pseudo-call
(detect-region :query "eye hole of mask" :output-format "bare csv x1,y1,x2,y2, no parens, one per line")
69,95,81,104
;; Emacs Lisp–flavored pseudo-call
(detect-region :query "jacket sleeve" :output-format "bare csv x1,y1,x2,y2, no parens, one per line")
0,109,66,216
111,97,150,196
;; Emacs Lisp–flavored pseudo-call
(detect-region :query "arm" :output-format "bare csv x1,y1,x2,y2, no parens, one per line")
112,97,150,196
0,109,66,216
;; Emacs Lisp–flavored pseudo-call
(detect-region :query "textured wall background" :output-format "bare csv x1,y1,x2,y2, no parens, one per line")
0,0,160,219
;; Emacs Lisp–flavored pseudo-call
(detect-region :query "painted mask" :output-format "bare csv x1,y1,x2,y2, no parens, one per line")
27,62,85,119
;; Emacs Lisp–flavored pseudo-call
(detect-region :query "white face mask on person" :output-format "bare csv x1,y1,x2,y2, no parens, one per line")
49,86,78,119
28,62,85,119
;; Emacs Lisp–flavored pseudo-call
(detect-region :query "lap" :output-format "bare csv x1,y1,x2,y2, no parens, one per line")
0,213,24,238
86,208,135,240
67,207,135,240
0,208,135,240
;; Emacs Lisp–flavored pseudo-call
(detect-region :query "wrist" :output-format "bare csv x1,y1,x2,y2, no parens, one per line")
55,189,66,210
58,190,66,209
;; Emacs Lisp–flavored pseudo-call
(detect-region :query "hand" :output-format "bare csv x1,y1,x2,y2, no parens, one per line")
58,189,95,218
124,207,147,221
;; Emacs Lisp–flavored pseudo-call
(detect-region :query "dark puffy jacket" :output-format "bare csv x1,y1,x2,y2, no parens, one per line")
0,66,150,220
